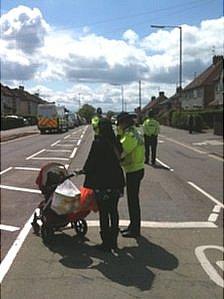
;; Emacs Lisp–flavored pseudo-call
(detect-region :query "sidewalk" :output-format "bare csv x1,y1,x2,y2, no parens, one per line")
160,125,223,158
0,126,39,142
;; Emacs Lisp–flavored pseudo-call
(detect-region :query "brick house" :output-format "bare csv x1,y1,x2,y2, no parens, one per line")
141,91,168,117
181,55,223,110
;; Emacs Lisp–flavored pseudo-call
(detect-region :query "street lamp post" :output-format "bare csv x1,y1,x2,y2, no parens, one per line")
110,83,125,112
151,24,182,92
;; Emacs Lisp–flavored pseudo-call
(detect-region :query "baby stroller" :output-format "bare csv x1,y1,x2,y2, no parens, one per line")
31,162,92,243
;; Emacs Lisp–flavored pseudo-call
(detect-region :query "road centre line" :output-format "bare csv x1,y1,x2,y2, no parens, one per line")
51,140,61,146
0,211,35,283
0,167,13,175
164,136,207,154
0,185,41,194
70,147,77,159
156,158,174,171
208,213,219,223
26,149,46,160
188,181,224,208
64,135,71,139
45,149,71,153
30,157,69,161
0,224,20,232
14,167,40,171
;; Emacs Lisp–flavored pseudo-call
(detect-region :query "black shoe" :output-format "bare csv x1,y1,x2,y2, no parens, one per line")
121,230,140,238
120,227,130,233
144,160,149,164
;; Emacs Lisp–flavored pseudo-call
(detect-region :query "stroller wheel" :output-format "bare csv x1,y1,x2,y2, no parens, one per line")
41,225,54,243
73,219,88,237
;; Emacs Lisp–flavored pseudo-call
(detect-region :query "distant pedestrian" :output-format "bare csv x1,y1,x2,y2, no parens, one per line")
188,114,194,134
117,112,145,238
91,107,103,137
143,110,160,165
82,118,125,252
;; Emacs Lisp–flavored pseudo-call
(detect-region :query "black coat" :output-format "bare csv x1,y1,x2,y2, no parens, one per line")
83,137,125,190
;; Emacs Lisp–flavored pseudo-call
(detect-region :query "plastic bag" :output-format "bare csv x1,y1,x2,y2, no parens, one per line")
80,187,98,212
51,180,81,215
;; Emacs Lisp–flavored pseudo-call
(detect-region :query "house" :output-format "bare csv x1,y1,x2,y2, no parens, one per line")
181,55,223,110
141,91,167,117
165,87,182,111
1,83,46,116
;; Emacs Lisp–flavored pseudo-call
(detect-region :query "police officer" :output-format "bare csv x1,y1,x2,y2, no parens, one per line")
143,110,160,165
91,107,103,136
117,112,145,238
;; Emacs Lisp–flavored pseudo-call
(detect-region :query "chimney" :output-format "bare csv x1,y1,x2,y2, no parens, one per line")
19,85,24,91
151,96,156,101
213,55,223,65
176,87,182,94
159,91,164,97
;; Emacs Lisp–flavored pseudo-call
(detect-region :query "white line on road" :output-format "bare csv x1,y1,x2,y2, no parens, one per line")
87,220,217,228
64,135,71,139
77,139,81,146
30,157,69,161
195,245,224,288
0,224,20,232
45,149,71,153
0,212,35,283
164,137,207,154
54,144,74,147
188,181,224,208
156,158,174,171
0,167,13,175
26,149,46,160
0,185,41,194
213,205,222,213
70,147,77,159
208,154,224,162
14,167,40,171
208,213,219,222
51,140,61,147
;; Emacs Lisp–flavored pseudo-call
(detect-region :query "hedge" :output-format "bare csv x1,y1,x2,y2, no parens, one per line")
170,111,207,132
1,117,25,130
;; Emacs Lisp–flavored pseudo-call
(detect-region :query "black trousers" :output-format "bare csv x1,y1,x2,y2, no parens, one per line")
126,169,144,233
144,135,158,164
95,190,120,233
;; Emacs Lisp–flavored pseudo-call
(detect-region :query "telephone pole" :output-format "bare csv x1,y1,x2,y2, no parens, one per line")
139,80,142,110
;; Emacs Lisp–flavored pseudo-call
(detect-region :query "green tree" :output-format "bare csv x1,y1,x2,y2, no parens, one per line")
78,104,95,123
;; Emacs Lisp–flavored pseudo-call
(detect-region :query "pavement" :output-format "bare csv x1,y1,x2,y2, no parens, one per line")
0,126,39,142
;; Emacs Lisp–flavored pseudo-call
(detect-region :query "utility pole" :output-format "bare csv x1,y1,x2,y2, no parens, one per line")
121,86,124,111
78,93,81,110
139,80,142,110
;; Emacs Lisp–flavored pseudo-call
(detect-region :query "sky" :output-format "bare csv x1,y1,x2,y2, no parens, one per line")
1,0,223,112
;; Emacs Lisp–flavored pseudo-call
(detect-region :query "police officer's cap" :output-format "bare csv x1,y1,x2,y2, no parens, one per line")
96,107,102,114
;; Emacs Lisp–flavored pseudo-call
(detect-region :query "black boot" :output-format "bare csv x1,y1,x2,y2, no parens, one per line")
110,228,119,250
96,231,111,252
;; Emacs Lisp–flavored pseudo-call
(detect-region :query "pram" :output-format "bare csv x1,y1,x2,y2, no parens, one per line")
31,162,93,242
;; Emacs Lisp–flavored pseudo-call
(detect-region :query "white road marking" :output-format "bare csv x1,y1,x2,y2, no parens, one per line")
14,167,40,171
70,147,77,159
45,149,71,153
30,157,69,161
208,213,219,223
216,261,224,271
0,224,20,232
54,144,73,147
77,139,81,146
51,140,61,147
0,134,39,145
0,212,35,283
26,149,46,160
156,158,174,171
87,220,217,228
65,164,69,169
213,205,222,213
188,181,224,208
195,245,224,288
164,137,207,154
0,167,13,175
0,185,41,194
208,154,223,162
64,135,71,139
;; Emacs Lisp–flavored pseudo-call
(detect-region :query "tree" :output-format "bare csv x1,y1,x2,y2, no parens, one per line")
78,104,95,123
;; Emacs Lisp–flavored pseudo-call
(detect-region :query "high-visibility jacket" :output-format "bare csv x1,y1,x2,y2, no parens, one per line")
120,126,145,173
143,118,160,136
91,115,100,135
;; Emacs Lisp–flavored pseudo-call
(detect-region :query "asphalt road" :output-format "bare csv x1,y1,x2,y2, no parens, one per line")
0,125,223,299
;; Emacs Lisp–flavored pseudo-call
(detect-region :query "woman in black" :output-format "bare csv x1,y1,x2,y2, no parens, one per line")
82,118,125,252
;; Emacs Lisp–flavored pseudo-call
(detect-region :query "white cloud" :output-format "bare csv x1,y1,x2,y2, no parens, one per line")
1,6,223,111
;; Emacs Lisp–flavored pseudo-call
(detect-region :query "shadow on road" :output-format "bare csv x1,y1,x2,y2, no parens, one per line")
45,234,179,291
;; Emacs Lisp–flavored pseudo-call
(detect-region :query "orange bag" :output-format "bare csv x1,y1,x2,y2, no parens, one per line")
79,187,98,212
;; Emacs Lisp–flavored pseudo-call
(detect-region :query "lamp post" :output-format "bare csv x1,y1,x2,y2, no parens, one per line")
110,83,125,112
151,24,182,92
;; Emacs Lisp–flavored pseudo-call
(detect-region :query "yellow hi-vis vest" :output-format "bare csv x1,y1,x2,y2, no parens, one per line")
91,115,100,135
143,118,160,136
120,126,145,173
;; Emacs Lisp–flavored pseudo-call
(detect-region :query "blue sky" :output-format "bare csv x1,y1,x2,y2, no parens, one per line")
1,0,223,111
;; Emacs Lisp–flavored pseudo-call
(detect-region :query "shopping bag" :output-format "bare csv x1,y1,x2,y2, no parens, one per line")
80,187,98,212
51,180,81,215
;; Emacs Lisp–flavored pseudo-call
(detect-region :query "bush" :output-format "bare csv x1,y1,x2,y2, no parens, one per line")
1,116,25,130
171,111,207,132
